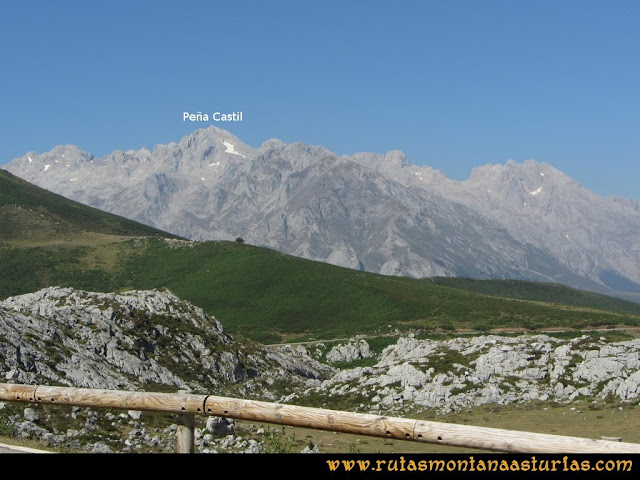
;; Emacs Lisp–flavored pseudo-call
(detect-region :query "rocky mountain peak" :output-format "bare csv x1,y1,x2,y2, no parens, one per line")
385,150,411,168
259,138,286,153
12,145,94,175
5,127,640,301
352,150,409,171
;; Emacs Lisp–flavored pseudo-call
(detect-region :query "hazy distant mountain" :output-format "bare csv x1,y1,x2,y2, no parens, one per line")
6,126,640,301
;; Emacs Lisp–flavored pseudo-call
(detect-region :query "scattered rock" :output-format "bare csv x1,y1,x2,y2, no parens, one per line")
23,408,39,423
91,442,112,453
301,443,320,453
206,416,236,436
298,334,640,414
128,410,142,420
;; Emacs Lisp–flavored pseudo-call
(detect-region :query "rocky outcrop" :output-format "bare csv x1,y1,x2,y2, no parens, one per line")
294,334,640,414
325,337,373,363
0,287,334,397
2,287,639,452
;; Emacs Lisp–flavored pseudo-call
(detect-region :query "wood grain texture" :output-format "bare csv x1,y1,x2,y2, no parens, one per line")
2,383,640,453
412,420,639,453
176,389,195,454
202,395,640,453
0,383,38,403
29,385,208,414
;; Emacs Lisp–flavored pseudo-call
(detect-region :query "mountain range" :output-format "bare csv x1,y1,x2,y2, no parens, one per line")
2,158,640,453
6,126,640,302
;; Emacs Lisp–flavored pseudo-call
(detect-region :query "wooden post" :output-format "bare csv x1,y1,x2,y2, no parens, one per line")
176,390,195,453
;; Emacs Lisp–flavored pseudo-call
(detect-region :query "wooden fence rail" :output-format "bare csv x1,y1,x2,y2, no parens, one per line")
1,383,639,454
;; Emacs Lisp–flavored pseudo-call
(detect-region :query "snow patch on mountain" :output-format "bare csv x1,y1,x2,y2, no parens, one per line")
6,126,640,301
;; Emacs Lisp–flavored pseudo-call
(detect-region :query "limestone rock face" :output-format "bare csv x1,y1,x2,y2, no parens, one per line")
0,287,334,397
7,126,640,301
295,334,640,414
326,338,372,363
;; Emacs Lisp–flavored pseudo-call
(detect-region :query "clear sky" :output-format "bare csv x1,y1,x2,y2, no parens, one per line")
1,0,638,199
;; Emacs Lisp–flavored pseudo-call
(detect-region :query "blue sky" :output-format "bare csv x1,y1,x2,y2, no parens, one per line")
1,0,638,198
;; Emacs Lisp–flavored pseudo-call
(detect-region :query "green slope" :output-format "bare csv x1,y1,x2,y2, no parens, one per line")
423,277,640,316
110,239,640,342
0,169,183,240
0,168,182,296
2,169,639,343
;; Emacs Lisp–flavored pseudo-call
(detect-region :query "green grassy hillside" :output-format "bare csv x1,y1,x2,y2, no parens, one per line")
3,235,638,344
423,277,640,316
112,239,640,342
2,168,639,344
0,169,182,240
